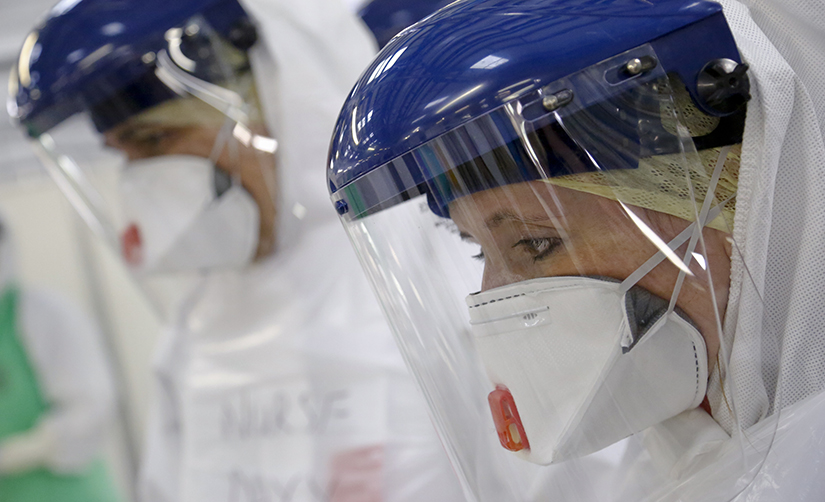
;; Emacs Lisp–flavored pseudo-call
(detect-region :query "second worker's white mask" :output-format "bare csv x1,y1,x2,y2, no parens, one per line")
118,155,259,274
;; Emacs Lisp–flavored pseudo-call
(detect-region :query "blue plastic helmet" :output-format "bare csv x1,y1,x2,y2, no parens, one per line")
8,0,256,137
324,2,770,501
328,0,749,219
359,0,454,48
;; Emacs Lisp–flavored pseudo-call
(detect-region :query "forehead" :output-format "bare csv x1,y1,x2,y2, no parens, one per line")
451,181,548,213
449,181,616,229
105,120,217,146
105,97,228,136
106,120,170,139
103,120,221,163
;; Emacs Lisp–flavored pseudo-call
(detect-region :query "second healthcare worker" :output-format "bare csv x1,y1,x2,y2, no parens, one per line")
9,0,465,501
326,0,825,500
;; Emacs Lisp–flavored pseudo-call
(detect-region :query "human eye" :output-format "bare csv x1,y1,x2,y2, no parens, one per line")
513,237,562,262
120,127,181,157
459,231,485,261
133,129,172,148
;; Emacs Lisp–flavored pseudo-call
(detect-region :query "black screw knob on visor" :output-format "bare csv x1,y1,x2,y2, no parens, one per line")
697,59,751,115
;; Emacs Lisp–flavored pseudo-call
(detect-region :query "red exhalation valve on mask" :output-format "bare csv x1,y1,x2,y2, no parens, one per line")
488,385,529,452
121,223,143,266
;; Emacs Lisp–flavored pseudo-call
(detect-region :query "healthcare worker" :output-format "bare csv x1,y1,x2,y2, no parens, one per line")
9,1,465,501
326,0,825,500
0,215,119,501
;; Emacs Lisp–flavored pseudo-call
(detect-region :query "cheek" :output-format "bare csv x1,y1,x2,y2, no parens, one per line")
173,137,214,159
548,227,660,282
481,261,527,291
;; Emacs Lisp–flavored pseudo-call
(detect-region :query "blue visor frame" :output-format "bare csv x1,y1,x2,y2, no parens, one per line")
10,0,252,137
332,44,743,220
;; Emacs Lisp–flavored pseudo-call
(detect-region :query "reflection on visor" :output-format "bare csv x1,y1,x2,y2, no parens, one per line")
342,85,665,220
424,99,647,217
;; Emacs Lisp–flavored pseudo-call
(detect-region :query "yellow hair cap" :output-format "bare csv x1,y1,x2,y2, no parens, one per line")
546,145,739,232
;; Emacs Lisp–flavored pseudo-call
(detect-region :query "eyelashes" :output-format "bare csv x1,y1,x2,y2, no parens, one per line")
514,237,562,262
471,236,562,263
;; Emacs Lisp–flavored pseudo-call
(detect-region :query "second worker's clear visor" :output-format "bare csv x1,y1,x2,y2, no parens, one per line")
25,14,278,278
19,14,279,319
335,45,779,501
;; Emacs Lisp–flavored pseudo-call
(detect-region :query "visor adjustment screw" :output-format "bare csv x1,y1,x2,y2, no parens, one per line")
335,200,349,215
623,55,658,76
697,59,751,115
228,18,259,51
542,89,574,112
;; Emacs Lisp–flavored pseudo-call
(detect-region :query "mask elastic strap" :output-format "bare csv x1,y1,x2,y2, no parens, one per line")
619,146,734,295
618,197,731,293
208,117,237,166
666,145,732,314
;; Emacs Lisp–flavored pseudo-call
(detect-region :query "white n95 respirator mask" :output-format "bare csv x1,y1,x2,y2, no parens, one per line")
467,276,708,465
118,155,259,274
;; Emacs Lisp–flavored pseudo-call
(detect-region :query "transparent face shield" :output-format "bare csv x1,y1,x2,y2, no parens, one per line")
334,45,780,500
21,16,278,317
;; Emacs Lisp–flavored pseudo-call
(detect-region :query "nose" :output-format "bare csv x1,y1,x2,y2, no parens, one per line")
481,261,521,292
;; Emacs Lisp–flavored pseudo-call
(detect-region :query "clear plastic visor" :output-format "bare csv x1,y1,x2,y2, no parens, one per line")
337,45,778,501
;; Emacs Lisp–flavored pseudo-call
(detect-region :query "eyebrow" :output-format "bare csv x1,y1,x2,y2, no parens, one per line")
484,210,551,228
116,124,168,143
459,231,476,243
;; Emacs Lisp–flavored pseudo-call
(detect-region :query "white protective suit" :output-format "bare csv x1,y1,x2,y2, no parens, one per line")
0,216,117,475
138,2,465,502
586,0,825,500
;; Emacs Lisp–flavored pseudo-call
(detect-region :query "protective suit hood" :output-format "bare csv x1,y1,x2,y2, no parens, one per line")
710,0,825,434
241,0,378,250
630,1,825,497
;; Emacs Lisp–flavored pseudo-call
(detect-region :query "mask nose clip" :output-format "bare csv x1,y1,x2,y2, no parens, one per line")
488,385,530,452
